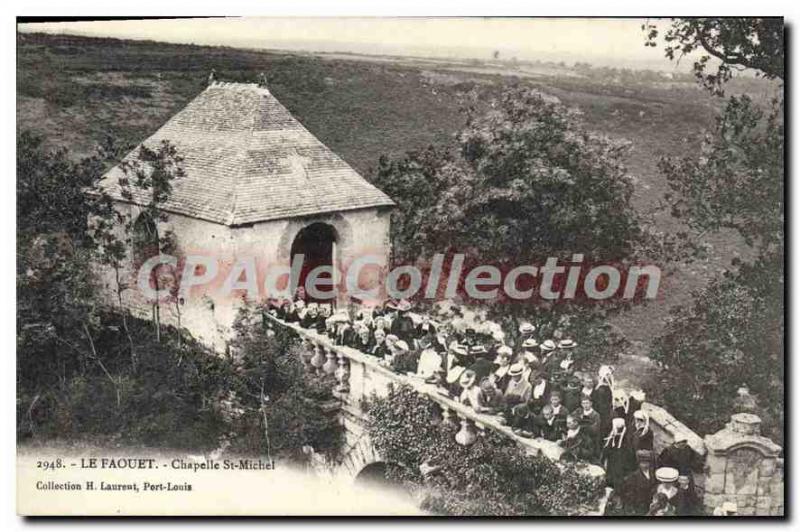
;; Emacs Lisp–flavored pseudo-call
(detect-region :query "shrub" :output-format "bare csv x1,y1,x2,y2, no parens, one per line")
364,385,604,516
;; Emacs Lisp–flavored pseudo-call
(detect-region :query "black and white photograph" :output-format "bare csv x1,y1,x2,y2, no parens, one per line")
13,13,785,518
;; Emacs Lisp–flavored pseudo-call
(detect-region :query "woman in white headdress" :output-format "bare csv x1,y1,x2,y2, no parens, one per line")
601,417,636,490
594,365,615,437
631,410,654,451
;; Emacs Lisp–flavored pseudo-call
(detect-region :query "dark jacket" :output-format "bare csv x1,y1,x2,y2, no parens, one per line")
561,428,596,462
631,428,654,451
593,384,613,434
390,313,416,343
617,468,657,516
572,408,602,435
535,415,566,442
602,435,637,491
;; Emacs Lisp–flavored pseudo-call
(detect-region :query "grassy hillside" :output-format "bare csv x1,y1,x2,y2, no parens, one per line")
16,32,758,365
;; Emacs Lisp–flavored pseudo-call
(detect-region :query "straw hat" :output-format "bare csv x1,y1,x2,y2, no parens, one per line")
540,339,557,352
508,363,525,377
522,338,539,349
655,467,679,483
469,345,488,356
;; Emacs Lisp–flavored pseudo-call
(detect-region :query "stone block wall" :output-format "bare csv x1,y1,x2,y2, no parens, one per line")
702,413,783,516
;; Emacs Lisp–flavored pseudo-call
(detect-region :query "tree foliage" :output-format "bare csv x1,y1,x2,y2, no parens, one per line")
646,18,784,442
225,304,344,460
365,385,604,516
373,86,643,265
659,95,783,255
650,251,783,444
17,131,104,244
17,133,340,458
644,18,784,95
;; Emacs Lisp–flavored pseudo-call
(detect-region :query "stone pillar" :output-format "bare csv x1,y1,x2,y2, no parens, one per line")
334,352,350,393
702,413,783,516
322,347,338,375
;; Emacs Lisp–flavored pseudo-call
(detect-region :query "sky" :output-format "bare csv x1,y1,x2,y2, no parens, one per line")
17,17,691,71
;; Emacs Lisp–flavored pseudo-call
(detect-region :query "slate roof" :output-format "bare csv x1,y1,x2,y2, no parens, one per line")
97,82,395,226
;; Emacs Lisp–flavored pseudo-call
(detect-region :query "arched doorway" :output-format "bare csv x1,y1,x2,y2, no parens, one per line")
290,222,337,302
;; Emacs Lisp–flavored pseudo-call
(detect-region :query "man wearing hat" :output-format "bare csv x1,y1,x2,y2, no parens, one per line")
503,363,532,426
519,338,540,366
299,302,318,329
389,299,416,343
613,449,657,516
544,338,577,374
459,369,489,413
491,345,513,391
445,341,468,373
538,339,557,369
393,338,420,373
516,322,536,352
462,327,478,348
479,377,504,412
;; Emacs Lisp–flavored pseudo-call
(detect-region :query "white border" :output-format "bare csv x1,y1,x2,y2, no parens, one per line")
4,2,794,530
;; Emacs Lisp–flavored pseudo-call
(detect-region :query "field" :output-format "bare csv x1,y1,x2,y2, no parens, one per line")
16,32,766,386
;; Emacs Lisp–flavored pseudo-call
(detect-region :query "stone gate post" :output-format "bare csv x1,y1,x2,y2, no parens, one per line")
702,413,783,516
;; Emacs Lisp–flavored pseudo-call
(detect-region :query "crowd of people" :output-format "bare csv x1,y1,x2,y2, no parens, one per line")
266,293,703,516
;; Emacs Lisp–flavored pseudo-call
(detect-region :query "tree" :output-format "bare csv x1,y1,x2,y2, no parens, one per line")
92,140,185,343
644,18,784,95
17,131,103,244
645,18,784,442
651,253,783,443
659,94,783,255
373,86,643,265
15,133,142,422
226,303,344,460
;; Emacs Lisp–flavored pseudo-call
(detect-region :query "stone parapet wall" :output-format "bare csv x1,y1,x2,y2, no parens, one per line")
641,402,706,457
269,316,784,516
